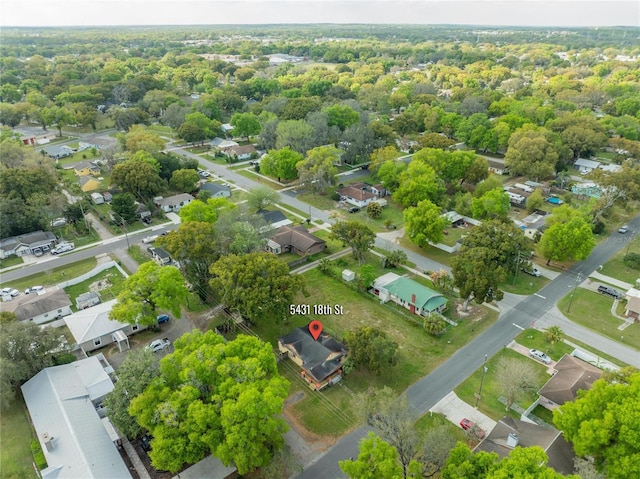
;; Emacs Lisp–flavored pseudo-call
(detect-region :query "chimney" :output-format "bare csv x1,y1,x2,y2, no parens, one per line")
506,432,519,448
43,432,55,451
411,294,416,304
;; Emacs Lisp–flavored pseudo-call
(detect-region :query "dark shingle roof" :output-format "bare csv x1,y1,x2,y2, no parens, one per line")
279,327,347,382
538,355,602,406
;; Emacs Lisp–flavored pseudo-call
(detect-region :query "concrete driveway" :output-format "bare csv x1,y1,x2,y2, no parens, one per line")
430,391,497,436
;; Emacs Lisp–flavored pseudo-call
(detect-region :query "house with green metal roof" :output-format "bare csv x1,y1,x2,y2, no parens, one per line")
372,272,448,316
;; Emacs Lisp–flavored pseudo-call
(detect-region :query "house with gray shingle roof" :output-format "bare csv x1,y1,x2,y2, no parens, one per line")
266,225,326,256
1,289,72,324
278,326,348,390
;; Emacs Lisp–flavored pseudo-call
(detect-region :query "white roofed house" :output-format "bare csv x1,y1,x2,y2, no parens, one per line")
63,299,147,354
154,193,194,213
574,158,601,174
21,356,132,479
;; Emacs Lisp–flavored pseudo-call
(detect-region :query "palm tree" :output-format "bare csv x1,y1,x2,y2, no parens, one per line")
544,326,564,350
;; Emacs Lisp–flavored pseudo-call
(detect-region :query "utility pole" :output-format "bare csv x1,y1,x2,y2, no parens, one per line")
475,354,488,408
567,272,583,313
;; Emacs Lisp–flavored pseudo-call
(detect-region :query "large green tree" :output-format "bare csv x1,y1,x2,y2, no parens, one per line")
339,432,414,479
330,220,376,265
260,147,303,182
539,206,595,265
504,126,561,180
344,327,399,374
170,168,200,193
1,321,69,410
230,112,261,141
129,331,290,475
103,349,160,438
210,252,306,323
111,157,165,201
471,187,510,220
553,371,640,479
111,192,138,224
109,262,188,327
296,145,340,194
157,221,220,303
403,200,447,247
393,161,445,208
178,197,236,223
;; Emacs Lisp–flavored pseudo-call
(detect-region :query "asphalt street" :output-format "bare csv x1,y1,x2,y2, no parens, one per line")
296,215,640,479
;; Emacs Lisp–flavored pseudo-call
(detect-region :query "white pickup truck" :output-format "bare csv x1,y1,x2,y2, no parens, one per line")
51,243,75,254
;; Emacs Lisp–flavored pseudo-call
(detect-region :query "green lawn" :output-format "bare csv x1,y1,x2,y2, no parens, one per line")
415,412,469,444
57,148,102,166
455,348,551,421
126,245,153,266
0,397,38,479
236,169,289,189
251,265,498,436
0,255,24,269
64,266,126,310
514,329,575,360
500,271,549,295
0,258,98,292
599,237,640,285
397,236,453,268
557,288,640,351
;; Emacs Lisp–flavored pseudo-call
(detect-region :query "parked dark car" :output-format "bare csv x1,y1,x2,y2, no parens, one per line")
597,285,622,299
157,314,170,324
140,435,152,452
348,206,360,213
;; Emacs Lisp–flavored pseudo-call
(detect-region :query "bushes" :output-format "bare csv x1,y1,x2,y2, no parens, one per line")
623,252,640,270
30,440,47,470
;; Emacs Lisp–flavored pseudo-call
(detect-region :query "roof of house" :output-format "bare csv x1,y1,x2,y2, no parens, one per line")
79,176,100,187
279,327,348,382
209,138,239,149
228,144,256,156
538,354,603,406
487,159,508,170
0,231,56,251
43,144,73,156
63,299,126,344
474,416,575,475
378,274,448,312
258,209,291,225
176,454,237,479
337,183,375,202
626,288,640,313
152,247,171,260
575,158,601,169
199,182,231,194
21,356,132,479
270,225,325,252
1,289,71,321
155,193,193,207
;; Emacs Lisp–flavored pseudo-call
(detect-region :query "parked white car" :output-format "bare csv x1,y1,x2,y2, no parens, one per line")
1,288,20,297
25,286,45,295
146,338,171,353
529,349,552,364
142,235,159,244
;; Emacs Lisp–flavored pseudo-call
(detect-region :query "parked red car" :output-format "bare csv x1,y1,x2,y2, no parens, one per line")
460,418,486,439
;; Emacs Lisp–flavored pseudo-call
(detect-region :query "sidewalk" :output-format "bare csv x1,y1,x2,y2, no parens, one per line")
589,270,635,290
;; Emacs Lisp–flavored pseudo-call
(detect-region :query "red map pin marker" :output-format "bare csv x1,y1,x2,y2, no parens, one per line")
308,320,323,341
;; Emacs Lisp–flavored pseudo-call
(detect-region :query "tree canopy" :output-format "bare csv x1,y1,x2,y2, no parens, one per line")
129,331,290,475
330,220,376,265
109,261,188,326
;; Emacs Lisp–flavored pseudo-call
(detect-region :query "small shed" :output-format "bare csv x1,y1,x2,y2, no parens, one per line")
91,192,105,205
342,269,355,282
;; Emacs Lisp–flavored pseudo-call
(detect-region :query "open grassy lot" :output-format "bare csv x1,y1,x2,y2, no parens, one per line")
0,257,97,292
64,266,126,310
236,169,289,189
599,236,640,285
253,266,498,436
558,288,639,351
455,348,550,421
0,397,38,479
126,245,152,266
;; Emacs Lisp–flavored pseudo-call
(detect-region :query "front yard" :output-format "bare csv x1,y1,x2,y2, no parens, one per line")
455,348,550,422
557,288,640,351
599,237,640,285
1,257,98,292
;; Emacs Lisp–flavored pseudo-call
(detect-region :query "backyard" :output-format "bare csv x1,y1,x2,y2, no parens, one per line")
557,288,639,351
0,398,38,479
64,266,127,310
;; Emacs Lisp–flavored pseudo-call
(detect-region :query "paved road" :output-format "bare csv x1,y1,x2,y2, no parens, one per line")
295,215,640,479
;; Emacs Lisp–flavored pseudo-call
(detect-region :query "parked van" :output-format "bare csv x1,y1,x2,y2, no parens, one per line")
597,285,622,299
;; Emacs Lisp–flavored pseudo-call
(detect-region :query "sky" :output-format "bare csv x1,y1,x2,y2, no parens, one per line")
2,0,639,27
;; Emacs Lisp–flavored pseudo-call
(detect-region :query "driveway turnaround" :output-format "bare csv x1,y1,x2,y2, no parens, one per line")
430,391,497,436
